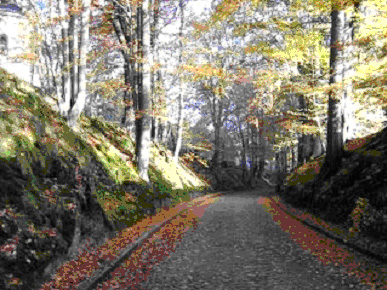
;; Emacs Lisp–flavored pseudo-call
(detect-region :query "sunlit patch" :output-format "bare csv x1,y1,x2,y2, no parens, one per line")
286,156,324,186
344,133,376,151
257,197,270,206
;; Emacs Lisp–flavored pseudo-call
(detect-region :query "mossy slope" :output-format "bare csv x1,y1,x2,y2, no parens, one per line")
0,68,209,289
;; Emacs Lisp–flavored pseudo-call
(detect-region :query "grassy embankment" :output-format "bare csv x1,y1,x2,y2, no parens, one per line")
0,67,209,221
285,134,376,187
0,68,209,288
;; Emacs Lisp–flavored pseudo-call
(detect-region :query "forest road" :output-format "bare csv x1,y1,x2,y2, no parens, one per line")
138,191,374,290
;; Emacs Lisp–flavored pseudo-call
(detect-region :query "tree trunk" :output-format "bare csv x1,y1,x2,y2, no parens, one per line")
151,0,161,142
111,3,135,130
152,117,159,142
238,119,247,180
211,98,223,168
68,0,91,128
121,53,132,128
68,8,78,109
58,0,71,117
30,63,35,86
275,151,281,185
283,147,288,174
312,135,323,157
172,102,184,160
291,144,297,170
135,4,143,144
320,9,353,178
135,0,153,183
158,120,165,143
173,2,185,163
247,124,258,187
160,120,171,144
305,135,314,161
297,133,305,166
297,93,307,166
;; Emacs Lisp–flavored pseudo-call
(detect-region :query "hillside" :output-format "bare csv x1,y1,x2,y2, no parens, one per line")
279,126,387,260
0,68,209,289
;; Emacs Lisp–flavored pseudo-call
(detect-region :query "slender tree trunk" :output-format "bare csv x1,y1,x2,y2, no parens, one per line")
166,122,172,144
275,151,281,185
135,4,143,148
247,124,258,187
150,0,160,141
297,133,305,166
173,1,185,163
256,111,265,178
158,121,165,143
135,0,153,183
211,98,223,168
283,147,288,174
68,6,78,109
68,0,91,128
159,120,170,144
173,91,184,163
238,119,247,180
297,94,307,166
291,143,297,170
152,117,159,141
30,63,35,85
111,4,135,130
58,0,71,117
121,53,131,127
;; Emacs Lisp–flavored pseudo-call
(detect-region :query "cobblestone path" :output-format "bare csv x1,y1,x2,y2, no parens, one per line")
137,191,375,290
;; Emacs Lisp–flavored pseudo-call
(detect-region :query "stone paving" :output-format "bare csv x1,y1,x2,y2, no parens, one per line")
137,191,375,290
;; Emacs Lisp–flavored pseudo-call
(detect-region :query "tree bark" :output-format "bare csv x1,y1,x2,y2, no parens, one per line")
291,144,297,171
121,53,132,127
68,0,91,128
68,5,78,109
283,147,288,174
135,0,153,183
320,9,352,178
152,117,159,141
58,0,71,117
173,1,185,163
211,98,223,168
238,118,247,180
247,123,258,187
312,135,324,157
151,0,160,141
111,3,135,130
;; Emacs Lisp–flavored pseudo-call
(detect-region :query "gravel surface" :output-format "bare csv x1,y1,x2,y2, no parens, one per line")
138,191,375,290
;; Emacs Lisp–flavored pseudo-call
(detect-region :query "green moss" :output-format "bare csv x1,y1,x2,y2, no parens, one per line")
0,67,208,230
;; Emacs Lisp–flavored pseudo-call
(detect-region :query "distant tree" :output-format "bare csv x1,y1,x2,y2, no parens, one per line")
173,0,186,163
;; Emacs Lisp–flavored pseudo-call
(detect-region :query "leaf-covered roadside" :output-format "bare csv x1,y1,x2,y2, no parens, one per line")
262,196,387,289
138,192,370,290
39,194,220,289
